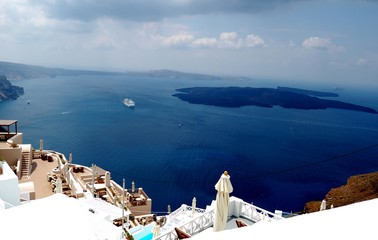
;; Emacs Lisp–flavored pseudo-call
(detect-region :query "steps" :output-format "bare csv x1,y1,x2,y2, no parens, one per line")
20,152,31,179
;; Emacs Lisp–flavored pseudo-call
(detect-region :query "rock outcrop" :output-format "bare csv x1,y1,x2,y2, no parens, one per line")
303,171,378,213
0,75,24,100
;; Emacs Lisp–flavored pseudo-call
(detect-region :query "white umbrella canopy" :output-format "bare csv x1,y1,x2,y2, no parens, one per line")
213,171,233,232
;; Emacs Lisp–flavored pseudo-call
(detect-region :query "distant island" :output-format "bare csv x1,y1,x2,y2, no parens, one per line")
173,86,377,114
0,75,24,101
123,69,250,81
0,61,248,82
0,61,122,80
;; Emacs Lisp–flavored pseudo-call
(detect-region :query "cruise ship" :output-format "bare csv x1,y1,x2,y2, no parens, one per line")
123,98,135,108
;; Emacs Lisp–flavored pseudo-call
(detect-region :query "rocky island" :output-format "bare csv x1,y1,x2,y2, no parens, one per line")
0,75,24,101
173,86,377,114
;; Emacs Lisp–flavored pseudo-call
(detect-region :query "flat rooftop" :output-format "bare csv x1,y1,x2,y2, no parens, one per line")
19,157,57,199
0,120,18,126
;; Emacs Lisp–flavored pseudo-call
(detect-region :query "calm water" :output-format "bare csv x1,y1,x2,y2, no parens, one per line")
2,74,378,213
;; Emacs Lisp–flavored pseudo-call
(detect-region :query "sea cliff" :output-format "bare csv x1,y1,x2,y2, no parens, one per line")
303,171,378,213
0,75,24,100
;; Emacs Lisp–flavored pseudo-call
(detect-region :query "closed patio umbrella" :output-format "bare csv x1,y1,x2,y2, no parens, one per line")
39,139,43,152
55,177,63,194
213,171,233,232
320,199,326,211
192,197,196,217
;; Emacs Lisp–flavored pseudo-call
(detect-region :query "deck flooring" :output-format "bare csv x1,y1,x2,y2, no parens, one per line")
19,157,57,199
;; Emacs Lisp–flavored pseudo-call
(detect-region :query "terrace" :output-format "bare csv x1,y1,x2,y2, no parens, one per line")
129,196,284,240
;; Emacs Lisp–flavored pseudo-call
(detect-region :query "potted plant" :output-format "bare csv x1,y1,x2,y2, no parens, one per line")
10,142,18,148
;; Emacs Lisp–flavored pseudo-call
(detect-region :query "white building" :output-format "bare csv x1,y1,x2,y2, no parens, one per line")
0,160,20,208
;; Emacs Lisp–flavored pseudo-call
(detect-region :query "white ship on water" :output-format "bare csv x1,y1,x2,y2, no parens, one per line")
123,98,135,108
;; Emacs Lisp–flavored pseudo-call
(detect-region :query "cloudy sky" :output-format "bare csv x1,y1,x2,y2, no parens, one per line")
1,0,378,85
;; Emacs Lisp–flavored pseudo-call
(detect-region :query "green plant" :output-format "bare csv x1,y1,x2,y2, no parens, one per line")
10,142,18,148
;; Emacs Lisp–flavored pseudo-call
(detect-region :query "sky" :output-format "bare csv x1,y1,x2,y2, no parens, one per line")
0,0,378,86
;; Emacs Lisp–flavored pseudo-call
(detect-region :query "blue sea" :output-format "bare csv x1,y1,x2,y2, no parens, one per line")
2,74,378,213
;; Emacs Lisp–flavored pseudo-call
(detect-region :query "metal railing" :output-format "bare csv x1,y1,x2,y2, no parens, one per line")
169,204,206,219
239,202,283,222
154,200,283,240
154,209,215,240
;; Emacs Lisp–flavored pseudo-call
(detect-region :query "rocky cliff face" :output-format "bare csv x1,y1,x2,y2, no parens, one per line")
303,171,378,213
0,75,24,100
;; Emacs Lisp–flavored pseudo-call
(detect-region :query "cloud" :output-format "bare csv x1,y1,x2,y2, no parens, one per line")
302,36,346,54
152,32,194,47
245,34,265,48
191,38,218,48
218,32,243,49
302,37,332,50
32,0,309,22
154,31,265,49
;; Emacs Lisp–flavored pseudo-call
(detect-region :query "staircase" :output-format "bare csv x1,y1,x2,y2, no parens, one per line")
20,151,31,179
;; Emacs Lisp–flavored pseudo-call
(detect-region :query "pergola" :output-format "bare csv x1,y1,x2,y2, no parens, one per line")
0,120,18,141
